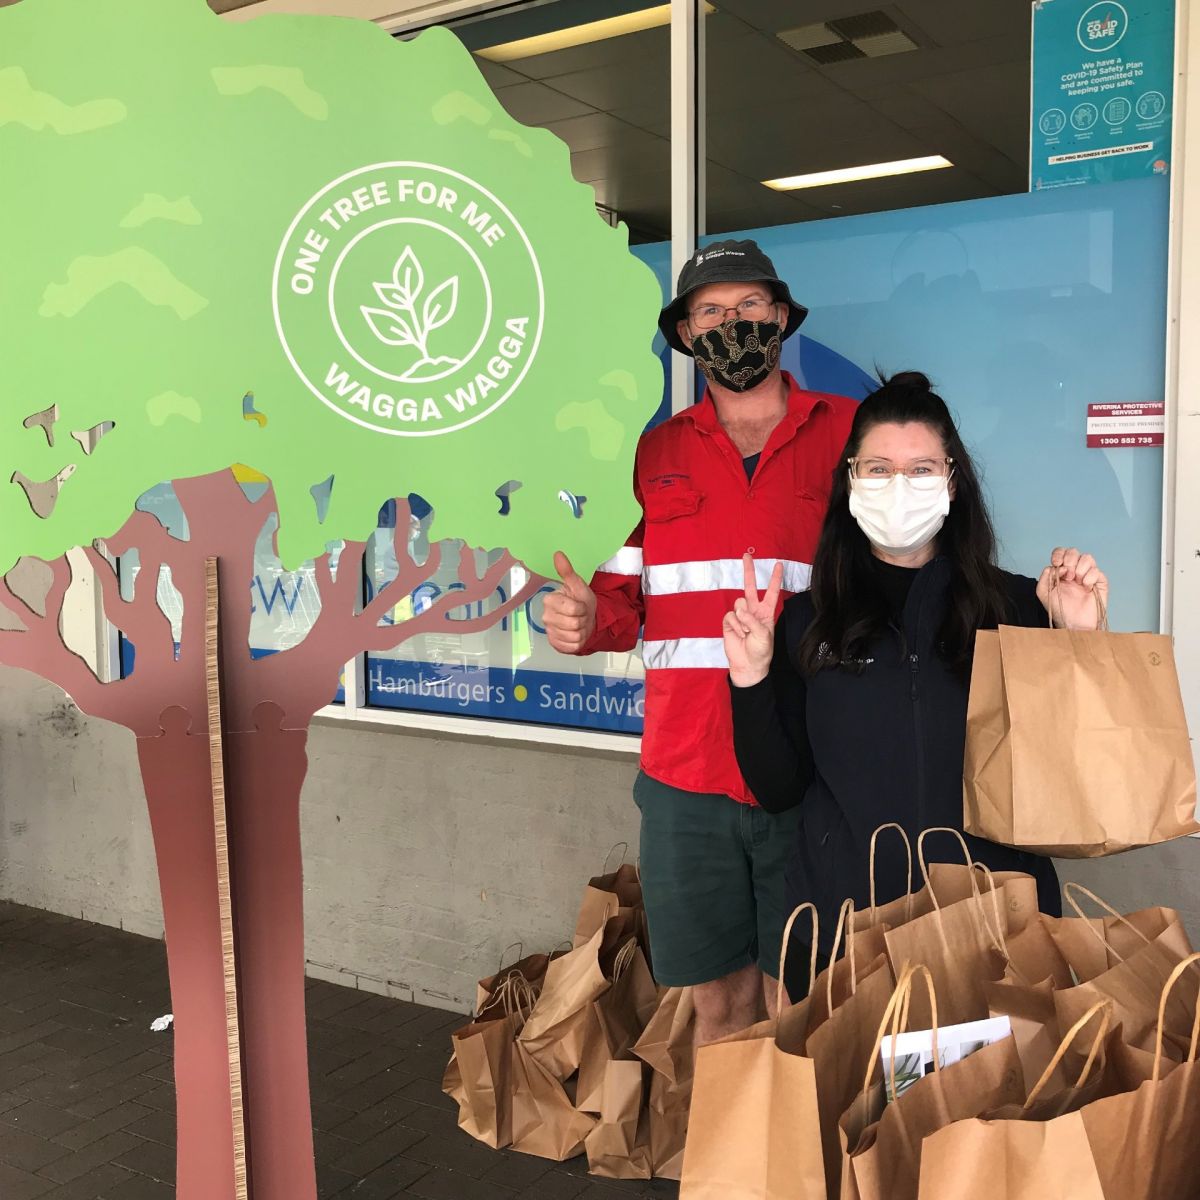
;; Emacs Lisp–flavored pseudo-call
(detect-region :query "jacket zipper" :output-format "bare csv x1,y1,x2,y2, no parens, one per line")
910,652,926,829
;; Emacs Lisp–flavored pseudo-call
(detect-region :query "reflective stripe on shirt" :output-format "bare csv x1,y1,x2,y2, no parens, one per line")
642,637,729,670
642,557,811,597
596,545,644,576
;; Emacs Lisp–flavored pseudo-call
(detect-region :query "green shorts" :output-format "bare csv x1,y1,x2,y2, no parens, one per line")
633,770,802,988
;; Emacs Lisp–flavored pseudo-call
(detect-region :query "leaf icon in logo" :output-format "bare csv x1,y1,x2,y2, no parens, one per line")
392,245,423,306
422,276,458,333
372,280,408,310
360,306,418,348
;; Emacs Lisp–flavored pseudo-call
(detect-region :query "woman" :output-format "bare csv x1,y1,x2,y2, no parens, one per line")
723,372,1108,998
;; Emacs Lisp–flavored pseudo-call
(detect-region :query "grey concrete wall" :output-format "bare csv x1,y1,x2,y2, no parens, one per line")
0,671,164,939
298,716,640,1011
0,666,641,1014
2,663,1200,1017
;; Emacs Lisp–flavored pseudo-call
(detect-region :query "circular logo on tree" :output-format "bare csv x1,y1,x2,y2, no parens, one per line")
273,161,544,437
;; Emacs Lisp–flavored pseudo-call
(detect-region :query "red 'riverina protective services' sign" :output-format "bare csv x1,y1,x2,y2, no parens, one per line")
1085,401,1165,447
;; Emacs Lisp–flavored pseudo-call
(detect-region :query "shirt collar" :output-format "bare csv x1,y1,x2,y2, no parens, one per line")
684,372,827,436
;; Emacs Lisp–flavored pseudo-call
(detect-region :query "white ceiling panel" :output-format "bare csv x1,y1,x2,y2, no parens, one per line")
493,80,597,124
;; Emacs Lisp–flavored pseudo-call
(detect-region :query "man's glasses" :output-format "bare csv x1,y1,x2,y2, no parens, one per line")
687,297,776,332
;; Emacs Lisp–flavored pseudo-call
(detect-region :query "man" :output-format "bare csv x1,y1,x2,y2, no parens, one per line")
544,240,856,1045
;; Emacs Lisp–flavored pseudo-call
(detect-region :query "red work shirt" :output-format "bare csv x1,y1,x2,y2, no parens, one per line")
577,372,857,804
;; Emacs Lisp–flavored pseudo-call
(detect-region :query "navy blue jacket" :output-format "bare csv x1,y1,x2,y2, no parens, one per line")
729,556,1061,963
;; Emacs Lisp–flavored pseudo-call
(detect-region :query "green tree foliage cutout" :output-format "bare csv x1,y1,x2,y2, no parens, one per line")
0,0,659,576
0,3,661,1197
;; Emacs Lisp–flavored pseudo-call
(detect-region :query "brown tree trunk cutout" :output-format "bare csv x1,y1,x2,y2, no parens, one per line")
0,469,545,1200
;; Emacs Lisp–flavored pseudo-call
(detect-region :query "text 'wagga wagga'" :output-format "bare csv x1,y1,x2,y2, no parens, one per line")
324,317,530,424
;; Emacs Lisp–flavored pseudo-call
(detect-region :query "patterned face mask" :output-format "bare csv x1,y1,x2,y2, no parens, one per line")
690,319,782,393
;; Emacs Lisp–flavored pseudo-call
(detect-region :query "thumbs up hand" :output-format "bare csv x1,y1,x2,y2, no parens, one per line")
543,550,599,653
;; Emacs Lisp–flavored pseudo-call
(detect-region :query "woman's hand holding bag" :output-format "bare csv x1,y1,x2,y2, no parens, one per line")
1035,546,1109,630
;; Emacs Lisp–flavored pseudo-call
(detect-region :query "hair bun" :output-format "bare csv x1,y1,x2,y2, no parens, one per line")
882,370,933,393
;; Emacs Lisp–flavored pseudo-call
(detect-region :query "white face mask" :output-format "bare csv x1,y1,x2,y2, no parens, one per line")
848,474,951,558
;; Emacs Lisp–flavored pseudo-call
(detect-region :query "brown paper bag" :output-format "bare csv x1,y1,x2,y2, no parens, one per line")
447,1014,521,1147
769,899,899,1199
985,976,1069,1097
443,973,538,1148
838,965,1026,1200
883,833,1036,1027
680,1007,824,1199
475,944,557,1013
806,952,896,1200
649,1069,692,1181
963,620,1199,857
633,985,695,1086
517,923,609,1079
920,960,1200,1200
442,1053,464,1115
805,899,888,1032
852,825,1037,943
921,1113,1106,1200
1001,913,1075,989
574,852,644,948
1046,885,1190,978
1080,954,1200,1199
915,1004,1119,1200
576,939,658,1113
584,1059,653,1180
681,904,826,1200
630,984,697,1179
1049,885,1198,1059
912,1003,1118,1200
509,1040,597,1160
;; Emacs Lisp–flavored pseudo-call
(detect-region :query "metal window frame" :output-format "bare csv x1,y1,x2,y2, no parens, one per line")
1161,0,1200,819
1161,0,1190,638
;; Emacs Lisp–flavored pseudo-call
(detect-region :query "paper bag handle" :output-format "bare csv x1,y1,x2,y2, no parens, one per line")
826,898,859,1014
917,827,979,899
969,862,1013,962
1047,567,1109,632
478,971,540,1022
1023,1001,1113,1109
496,942,525,973
862,963,940,1104
868,823,914,919
611,937,639,982
601,842,629,875
918,828,1010,958
1062,882,1156,965
1153,952,1200,1081
777,902,819,1016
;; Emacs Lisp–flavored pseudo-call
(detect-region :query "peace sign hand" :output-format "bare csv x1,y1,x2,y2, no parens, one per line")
724,553,784,688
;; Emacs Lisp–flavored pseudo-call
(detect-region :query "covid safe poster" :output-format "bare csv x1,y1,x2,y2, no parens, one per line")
1031,0,1175,189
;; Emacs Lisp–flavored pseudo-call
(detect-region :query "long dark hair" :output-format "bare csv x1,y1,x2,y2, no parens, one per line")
797,371,1010,673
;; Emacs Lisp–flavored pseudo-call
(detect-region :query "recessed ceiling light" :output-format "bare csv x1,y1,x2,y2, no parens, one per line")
763,155,953,191
476,3,715,63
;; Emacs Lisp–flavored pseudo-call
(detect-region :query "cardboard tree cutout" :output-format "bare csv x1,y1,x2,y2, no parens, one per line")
0,2,662,1197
